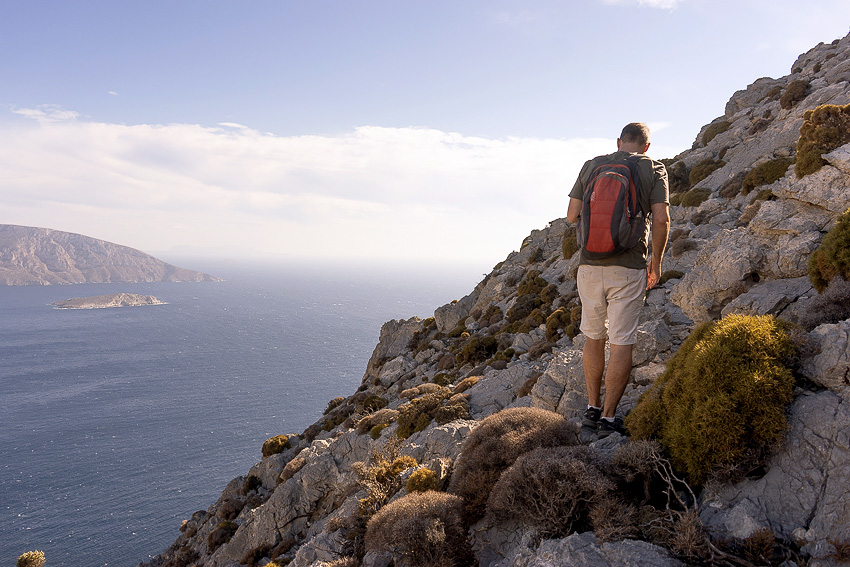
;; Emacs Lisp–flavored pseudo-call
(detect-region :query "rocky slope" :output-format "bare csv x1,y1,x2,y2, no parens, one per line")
143,33,850,567
0,224,220,285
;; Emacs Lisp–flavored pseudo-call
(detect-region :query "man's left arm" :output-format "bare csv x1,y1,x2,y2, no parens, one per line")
647,202,670,290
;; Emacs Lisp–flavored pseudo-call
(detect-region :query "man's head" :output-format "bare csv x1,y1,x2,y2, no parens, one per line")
617,123,651,153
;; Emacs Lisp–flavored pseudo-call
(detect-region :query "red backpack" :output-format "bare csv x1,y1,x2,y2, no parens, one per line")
576,154,645,260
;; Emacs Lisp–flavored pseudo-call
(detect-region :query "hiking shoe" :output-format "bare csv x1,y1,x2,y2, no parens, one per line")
579,407,601,443
597,416,626,439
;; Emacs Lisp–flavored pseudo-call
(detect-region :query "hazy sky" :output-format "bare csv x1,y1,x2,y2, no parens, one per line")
2,1,849,268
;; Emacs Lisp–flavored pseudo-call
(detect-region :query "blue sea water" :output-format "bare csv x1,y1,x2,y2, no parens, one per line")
0,259,480,567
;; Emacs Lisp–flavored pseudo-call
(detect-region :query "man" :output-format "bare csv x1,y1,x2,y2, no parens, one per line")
566,123,670,440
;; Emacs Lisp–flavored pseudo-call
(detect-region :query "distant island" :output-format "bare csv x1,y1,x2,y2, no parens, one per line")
0,224,221,286
53,293,166,309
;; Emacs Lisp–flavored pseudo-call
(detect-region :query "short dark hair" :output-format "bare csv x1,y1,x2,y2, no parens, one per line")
620,123,650,146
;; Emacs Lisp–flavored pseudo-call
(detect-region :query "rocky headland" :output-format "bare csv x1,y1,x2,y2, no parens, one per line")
142,33,850,567
0,225,220,285
52,293,166,309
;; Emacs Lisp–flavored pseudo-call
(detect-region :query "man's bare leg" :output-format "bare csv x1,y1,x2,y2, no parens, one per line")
602,343,633,418
583,337,607,408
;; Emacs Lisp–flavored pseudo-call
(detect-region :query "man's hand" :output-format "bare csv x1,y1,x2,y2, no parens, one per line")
646,263,660,290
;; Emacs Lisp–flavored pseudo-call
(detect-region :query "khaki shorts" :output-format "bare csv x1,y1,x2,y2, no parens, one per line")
576,264,646,345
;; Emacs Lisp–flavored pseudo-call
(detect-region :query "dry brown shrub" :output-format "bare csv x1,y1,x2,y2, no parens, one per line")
400,387,419,399
217,498,245,520
589,495,640,542
448,407,579,523
610,439,664,504
418,383,442,395
486,445,613,537
453,375,480,394
365,492,470,567
325,558,359,567
742,528,776,564
517,373,541,398
279,456,307,483
669,509,707,559
356,408,399,435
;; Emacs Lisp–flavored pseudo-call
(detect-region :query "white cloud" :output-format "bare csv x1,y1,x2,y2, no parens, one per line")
600,0,683,9
11,104,80,124
0,111,615,264
108,91,118,96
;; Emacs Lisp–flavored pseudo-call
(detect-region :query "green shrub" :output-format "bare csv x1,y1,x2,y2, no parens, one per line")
324,396,345,414
742,158,794,193
754,188,776,201
446,324,467,339
506,293,544,324
406,468,440,493
702,120,730,145
659,270,684,285
529,247,545,264
780,79,809,110
455,336,498,366
396,388,453,439
688,159,725,187
625,315,795,486
796,103,850,177
17,551,46,567
370,423,388,439
432,373,452,386
545,308,571,342
809,208,850,292
357,408,399,435
676,188,711,208
434,401,469,425
262,435,291,458
660,159,689,194
487,446,614,537
242,474,261,494
362,395,389,413
365,492,471,567
517,270,547,296
447,407,579,523
562,225,579,259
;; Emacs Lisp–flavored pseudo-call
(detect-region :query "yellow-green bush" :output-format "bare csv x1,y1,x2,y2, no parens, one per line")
518,270,547,296
406,467,440,493
625,315,795,486
742,158,794,193
17,551,45,567
545,308,571,342
796,103,850,177
702,120,731,145
562,225,579,259
688,159,725,187
396,388,453,439
455,336,498,366
447,407,579,523
809,208,850,292
261,435,291,458
671,188,710,208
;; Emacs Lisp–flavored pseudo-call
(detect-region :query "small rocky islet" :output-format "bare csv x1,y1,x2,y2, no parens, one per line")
52,292,165,309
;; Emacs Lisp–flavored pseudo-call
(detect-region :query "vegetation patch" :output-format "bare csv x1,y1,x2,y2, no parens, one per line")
688,159,725,187
396,388,454,439
562,225,579,259
455,336,498,366
660,159,689,194
447,407,578,523
702,120,730,145
406,467,440,493
742,158,794,193
625,315,795,486
808,208,850,292
517,270,548,296
671,188,710,208
796,103,850,177
17,552,46,567
797,276,850,331
261,435,291,458
780,79,809,110
208,521,239,552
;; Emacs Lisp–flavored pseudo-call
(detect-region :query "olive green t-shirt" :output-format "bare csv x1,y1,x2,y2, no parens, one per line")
569,150,669,269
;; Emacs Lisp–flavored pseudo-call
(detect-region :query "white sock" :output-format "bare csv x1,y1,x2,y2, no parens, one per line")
587,405,601,411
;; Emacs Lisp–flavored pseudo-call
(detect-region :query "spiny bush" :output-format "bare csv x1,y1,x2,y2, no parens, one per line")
754,188,776,201
354,444,418,518
796,103,850,177
545,308,571,342
702,120,731,145
433,401,469,425
626,315,795,486
208,521,239,552
324,396,345,414
453,375,479,394
362,395,388,413
718,170,748,198
780,79,809,110
742,157,794,193
278,456,306,483
447,407,579,523
357,408,399,435
688,159,725,187
487,445,614,537
809,208,850,292
17,551,45,567
562,224,579,259
217,498,245,520
365,492,471,567
396,388,453,439
406,467,440,493
261,435,291,458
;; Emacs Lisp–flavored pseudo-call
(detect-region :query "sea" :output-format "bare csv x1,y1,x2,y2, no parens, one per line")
0,258,482,567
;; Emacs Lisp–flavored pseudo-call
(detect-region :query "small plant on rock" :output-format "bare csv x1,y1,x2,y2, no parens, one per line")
702,120,731,145
688,159,725,187
406,467,440,493
17,551,46,567
562,224,579,259
742,157,794,193
207,521,239,552
780,79,809,110
261,435,290,458
808,208,850,292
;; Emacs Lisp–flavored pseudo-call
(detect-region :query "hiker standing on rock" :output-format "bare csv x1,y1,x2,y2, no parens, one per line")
566,123,670,441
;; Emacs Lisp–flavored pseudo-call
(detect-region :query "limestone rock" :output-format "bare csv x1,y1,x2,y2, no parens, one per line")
530,348,584,418
466,364,534,418
721,277,814,318
435,292,477,332
801,320,850,400
362,318,421,383
492,531,681,567
700,391,850,563
773,164,850,214
632,319,673,366
824,143,850,176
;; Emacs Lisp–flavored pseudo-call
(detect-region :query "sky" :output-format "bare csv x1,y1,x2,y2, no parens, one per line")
2,1,849,270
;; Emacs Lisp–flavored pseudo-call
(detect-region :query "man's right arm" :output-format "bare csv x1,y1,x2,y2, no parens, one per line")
567,198,582,223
